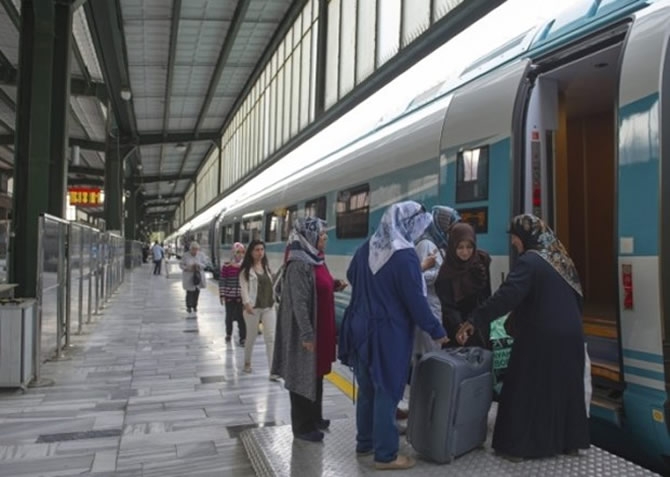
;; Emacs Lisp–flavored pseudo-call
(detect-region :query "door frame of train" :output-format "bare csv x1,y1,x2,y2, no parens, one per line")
660,27,670,424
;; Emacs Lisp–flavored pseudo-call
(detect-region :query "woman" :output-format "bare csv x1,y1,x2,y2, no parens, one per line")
272,217,346,442
219,243,247,345
435,222,492,348
239,240,277,378
459,214,589,460
413,206,461,356
180,241,207,318
338,201,449,470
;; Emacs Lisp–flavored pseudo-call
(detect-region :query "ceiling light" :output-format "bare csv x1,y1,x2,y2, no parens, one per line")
168,180,176,186
175,143,187,152
120,88,132,101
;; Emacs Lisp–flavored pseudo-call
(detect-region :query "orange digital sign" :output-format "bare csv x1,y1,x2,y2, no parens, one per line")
68,187,102,206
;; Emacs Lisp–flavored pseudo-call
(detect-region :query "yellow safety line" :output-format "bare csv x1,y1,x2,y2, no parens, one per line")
325,370,356,400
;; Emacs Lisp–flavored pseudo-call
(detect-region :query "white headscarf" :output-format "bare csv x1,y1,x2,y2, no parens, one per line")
368,201,433,275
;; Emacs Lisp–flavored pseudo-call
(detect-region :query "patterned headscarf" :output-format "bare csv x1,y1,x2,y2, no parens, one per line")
286,217,326,266
369,201,433,275
509,214,582,296
418,205,460,249
230,242,245,264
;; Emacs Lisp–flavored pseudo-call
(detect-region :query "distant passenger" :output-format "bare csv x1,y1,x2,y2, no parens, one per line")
219,243,247,346
435,222,492,348
338,201,448,470
459,214,589,461
180,241,207,318
239,240,277,378
413,205,461,356
272,217,347,442
152,241,164,275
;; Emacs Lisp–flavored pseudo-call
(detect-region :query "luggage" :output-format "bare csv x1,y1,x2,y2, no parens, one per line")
407,347,493,463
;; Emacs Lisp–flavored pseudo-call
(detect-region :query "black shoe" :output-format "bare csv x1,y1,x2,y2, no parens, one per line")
239,339,246,346
294,431,324,442
225,336,231,343
316,419,330,430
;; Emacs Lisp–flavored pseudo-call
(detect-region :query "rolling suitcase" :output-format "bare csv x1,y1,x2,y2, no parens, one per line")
407,347,493,463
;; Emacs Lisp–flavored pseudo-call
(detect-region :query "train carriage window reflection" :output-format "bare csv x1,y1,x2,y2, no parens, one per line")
265,213,280,243
305,196,327,220
336,184,369,239
281,206,298,242
223,225,234,245
456,145,489,203
233,222,241,243
242,215,263,244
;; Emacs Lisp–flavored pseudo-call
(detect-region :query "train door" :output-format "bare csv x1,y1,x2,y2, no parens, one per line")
438,60,530,290
521,29,629,410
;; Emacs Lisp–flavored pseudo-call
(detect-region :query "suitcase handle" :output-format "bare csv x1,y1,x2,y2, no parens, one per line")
454,346,486,366
428,390,436,426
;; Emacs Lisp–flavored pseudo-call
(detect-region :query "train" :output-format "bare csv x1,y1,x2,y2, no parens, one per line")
168,0,670,472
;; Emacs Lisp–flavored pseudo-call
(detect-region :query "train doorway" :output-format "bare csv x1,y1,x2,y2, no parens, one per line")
524,39,624,389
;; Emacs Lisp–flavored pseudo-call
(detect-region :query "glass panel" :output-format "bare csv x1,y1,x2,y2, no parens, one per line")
275,70,283,151
291,44,302,136
377,0,401,67
402,0,430,48
339,0,356,97
356,0,376,84
269,76,276,154
283,56,293,144
325,0,340,109
310,21,319,122
300,29,312,129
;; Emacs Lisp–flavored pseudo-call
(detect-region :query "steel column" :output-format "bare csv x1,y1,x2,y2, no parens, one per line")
48,1,74,218
314,0,328,117
104,136,128,233
10,0,55,298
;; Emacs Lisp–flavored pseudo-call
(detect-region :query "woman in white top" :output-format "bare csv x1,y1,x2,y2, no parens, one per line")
180,241,208,318
239,239,278,379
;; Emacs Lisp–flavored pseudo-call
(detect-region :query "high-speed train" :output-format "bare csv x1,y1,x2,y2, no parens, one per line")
171,0,670,471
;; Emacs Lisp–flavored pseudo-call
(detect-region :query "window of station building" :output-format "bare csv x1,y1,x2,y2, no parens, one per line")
456,146,489,203
305,196,327,220
241,215,263,244
336,184,370,239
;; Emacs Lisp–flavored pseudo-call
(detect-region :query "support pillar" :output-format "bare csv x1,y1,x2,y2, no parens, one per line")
104,136,130,234
10,0,56,298
47,1,74,218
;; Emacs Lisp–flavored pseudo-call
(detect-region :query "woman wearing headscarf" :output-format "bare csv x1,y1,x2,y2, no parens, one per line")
413,206,460,356
272,217,346,442
338,201,448,470
459,214,589,460
435,222,491,347
219,243,247,345
180,241,208,318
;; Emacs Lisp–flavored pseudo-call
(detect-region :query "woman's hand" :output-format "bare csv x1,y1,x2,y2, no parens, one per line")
335,280,348,292
302,341,315,352
421,254,437,271
456,322,474,345
244,303,254,314
434,336,449,346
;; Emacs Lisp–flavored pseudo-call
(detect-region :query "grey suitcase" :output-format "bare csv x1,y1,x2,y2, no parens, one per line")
407,347,493,463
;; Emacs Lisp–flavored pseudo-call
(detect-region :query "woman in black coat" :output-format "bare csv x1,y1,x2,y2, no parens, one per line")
458,214,589,460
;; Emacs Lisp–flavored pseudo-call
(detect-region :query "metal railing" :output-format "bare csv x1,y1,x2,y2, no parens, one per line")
32,214,143,385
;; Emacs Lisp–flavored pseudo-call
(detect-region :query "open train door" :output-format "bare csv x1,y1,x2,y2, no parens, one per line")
438,59,531,289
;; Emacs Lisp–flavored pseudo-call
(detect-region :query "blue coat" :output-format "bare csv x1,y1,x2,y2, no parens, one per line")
339,241,446,401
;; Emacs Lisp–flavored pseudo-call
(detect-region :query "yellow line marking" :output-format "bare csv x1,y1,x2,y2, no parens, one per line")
325,370,356,400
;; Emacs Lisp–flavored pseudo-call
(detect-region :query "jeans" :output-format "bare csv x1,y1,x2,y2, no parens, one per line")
353,353,400,463
289,378,323,435
185,289,200,312
225,301,246,340
153,259,162,275
243,307,276,368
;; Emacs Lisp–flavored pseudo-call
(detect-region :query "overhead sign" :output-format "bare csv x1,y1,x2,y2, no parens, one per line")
68,187,103,207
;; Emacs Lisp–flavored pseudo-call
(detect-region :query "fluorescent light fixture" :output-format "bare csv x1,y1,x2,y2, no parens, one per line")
175,143,187,152
242,210,264,219
120,88,132,101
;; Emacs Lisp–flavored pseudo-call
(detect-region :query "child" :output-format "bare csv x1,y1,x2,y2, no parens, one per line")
219,243,247,345
435,222,491,347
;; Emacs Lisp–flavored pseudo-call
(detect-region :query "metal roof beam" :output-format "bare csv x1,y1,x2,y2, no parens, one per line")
69,165,104,176
138,131,219,147
68,177,104,186
0,134,105,151
0,0,19,29
135,173,194,184
0,63,107,100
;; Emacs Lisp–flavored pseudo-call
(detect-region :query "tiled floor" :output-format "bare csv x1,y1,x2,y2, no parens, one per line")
0,262,355,477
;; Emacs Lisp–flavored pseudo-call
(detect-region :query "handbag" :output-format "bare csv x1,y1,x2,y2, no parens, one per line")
192,269,201,286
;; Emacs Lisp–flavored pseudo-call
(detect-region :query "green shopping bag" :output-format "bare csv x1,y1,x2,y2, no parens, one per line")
490,315,514,394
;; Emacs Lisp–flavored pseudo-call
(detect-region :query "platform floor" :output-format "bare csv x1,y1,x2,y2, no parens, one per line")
0,262,661,476
0,262,355,476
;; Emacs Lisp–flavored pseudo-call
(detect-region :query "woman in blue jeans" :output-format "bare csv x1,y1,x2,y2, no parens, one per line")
339,201,448,470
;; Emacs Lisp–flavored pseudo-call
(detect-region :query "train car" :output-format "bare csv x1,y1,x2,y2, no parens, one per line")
173,0,670,471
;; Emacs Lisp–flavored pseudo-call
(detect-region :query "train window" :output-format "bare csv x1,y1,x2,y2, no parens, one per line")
233,222,241,243
456,146,489,203
223,225,234,245
305,196,327,220
265,213,280,243
281,206,298,242
242,215,263,244
336,184,369,239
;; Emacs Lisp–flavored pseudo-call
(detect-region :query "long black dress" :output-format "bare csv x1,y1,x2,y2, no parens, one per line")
472,251,590,458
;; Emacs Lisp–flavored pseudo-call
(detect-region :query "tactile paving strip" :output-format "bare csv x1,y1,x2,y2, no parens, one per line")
240,404,660,477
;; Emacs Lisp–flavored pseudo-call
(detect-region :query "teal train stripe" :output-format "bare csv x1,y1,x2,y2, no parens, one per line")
626,382,668,401
623,349,664,364
624,365,665,382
